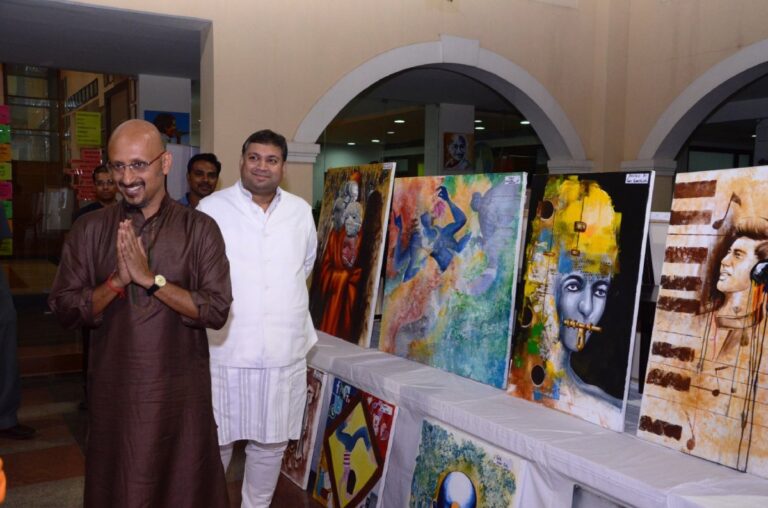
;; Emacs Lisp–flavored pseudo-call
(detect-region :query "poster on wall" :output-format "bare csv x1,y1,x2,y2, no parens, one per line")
143,110,190,145
507,172,654,431
309,163,396,347
0,124,10,144
313,378,397,508
638,166,768,478
443,132,474,172
74,111,101,147
410,419,523,508
0,144,10,162
280,367,328,489
380,173,527,389
0,105,9,124
0,163,11,181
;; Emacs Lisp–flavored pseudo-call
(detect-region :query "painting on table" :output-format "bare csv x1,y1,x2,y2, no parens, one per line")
312,378,397,507
309,163,395,347
638,166,768,478
380,173,527,389
507,172,654,431
409,418,522,508
280,367,328,489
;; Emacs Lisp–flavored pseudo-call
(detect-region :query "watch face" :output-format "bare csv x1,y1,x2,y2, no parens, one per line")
155,274,167,287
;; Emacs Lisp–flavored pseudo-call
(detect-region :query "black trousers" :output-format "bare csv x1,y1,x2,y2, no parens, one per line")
0,265,20,429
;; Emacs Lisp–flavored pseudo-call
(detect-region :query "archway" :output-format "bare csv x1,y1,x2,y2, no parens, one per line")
631,38,768,167
292,35,589,171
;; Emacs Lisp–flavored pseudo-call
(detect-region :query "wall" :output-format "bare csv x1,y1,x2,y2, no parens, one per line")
64,0,768,209
137,74,191,123
311,144,384,203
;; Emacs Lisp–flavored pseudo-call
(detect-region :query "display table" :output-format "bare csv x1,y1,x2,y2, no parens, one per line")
308,332,768,507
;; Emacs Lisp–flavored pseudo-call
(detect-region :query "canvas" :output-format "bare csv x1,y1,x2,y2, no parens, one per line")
638,166,768,477
313,378,397,508
380,173,527,389
309,163,396,346
281,368,328,489
508,172,654,431
409,419,522,508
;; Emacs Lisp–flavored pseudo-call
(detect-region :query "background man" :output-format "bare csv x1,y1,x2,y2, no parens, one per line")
48,119,231,507
0,206,36,441
73,164,118,222
198,129,317,507
179,153,221,208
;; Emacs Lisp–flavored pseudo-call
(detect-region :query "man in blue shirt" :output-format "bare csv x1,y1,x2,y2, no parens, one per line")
178,153,221,208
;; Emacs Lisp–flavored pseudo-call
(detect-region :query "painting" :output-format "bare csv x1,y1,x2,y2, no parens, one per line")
143,110,190,145
309,163,396,346
638,166,768,478
313,378,397,508
507,172,654,431
409,419,522,508
443,132,474,172
281,367,328,489
379,173,526,389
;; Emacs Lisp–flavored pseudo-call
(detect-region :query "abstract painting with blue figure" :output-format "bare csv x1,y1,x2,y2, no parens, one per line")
508,172,654,431
381,173,527,389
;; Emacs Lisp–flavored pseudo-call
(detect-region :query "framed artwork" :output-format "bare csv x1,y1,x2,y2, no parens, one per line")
313,378,397,508
410,419,522,507
638,166,768,478
143,110,190,145
508,172,654,431
309,163,396,346
380,173,527,389
281,368,328,489
443,132,474,172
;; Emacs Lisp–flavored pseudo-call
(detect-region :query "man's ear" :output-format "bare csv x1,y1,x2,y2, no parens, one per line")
161,151,173,176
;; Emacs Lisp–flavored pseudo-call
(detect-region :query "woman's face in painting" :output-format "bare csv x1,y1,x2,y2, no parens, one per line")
556,271,610,352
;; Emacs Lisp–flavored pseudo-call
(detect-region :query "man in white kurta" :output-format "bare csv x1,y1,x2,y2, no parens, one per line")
198,129,317,507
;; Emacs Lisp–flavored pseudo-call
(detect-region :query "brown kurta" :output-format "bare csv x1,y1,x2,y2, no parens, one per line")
49,196,231,508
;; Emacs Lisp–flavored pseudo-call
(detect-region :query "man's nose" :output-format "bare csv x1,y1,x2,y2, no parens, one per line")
578,293,593,317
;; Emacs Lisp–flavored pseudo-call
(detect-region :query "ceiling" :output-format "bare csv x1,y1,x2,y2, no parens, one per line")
0,0,206,78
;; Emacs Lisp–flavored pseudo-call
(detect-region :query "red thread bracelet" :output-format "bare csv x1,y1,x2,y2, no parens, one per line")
106,274,126,299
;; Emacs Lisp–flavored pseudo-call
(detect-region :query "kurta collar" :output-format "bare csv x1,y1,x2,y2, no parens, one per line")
236,180,283,216
121,193,173,232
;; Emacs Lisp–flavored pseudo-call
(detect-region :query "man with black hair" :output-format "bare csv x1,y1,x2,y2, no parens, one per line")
73,164,118,222
198,129,317,507
179,153,221,208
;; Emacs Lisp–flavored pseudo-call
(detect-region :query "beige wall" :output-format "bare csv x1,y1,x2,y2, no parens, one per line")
71,0,768,209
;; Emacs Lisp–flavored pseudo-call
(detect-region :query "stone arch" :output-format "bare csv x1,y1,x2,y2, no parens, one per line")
636,38,768,164
292,35,588,167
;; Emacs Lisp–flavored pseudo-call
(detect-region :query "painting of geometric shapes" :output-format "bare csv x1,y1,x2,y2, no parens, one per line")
313,378,397,507
281,367,328,489
508,172,655,431
380,173,527,388
309,163,396,346
638,166,768,477
409,419,522,508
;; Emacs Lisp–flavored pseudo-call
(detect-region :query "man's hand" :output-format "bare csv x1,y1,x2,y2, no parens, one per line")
117,220,154,288
113,226,131,288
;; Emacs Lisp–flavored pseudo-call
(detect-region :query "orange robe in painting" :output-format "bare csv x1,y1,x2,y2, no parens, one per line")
318,230,362,340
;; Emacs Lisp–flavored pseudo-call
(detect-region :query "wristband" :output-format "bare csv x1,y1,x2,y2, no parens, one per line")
106,273,126,299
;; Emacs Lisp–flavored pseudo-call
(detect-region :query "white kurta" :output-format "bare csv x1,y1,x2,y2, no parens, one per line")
199,183,318,444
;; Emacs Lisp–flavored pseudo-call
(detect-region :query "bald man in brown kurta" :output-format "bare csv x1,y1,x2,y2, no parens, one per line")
49,120,231,507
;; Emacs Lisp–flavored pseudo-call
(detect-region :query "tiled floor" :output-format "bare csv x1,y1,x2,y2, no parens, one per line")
2,266,321,507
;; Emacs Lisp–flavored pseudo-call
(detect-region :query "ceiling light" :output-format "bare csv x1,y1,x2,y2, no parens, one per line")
475,126,485,131
347,142,356,146
387,131,395,135
394,119,405,124
371,139,380,143
474,119,483,124
753,134,757,138
520,120,531,125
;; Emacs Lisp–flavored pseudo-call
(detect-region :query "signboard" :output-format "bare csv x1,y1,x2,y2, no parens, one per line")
75,111,102,147
0,163,10,181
